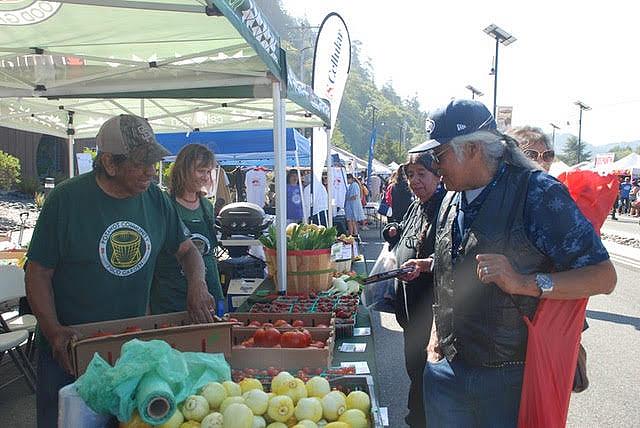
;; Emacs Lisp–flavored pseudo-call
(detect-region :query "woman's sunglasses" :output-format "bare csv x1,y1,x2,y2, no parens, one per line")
524,149,555,163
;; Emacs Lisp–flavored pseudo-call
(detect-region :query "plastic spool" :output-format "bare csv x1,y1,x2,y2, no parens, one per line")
146,396,171,420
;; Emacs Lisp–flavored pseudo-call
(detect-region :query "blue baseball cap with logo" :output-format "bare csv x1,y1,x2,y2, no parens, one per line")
409,99,497,153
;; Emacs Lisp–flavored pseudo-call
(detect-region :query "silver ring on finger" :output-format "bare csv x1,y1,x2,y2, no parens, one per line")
483,266,489,275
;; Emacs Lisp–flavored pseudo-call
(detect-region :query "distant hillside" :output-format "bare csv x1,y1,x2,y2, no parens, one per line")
551,133,640,155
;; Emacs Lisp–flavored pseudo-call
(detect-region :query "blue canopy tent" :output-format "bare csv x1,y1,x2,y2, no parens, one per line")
157,128,311,167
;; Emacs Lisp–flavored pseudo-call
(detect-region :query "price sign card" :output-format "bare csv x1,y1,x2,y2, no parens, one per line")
353,327,371,336
340,361,370,374
338,342,367,352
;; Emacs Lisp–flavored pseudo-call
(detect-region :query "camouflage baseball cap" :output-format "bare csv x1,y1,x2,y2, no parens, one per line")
96,114,169,164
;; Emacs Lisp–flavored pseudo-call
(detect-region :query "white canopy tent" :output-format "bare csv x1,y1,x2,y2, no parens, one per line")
0,0,333,293
331,146,392,176
608,153,640,172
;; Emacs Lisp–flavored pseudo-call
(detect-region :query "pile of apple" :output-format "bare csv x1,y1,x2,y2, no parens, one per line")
121,371,372,428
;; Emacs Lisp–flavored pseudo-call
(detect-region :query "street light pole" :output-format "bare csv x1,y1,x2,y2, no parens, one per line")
574,101,591,163
484,24,516,118
550,122,560,148
465,85,484,100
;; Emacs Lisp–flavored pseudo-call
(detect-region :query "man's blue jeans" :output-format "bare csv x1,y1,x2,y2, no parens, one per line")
423,357,524,428
37,347,75,428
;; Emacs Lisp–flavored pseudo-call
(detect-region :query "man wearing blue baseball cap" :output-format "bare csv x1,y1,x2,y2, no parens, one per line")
399,99,616,426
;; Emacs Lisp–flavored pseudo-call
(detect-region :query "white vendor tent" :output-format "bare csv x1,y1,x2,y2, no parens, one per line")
0,0,333,293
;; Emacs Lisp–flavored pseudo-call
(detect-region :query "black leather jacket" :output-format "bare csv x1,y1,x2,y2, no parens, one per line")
433,165,552,366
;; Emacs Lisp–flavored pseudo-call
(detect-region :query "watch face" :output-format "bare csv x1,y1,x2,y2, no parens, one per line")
537,274,553,292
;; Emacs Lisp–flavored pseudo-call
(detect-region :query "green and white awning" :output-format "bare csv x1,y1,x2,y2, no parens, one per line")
0,0,330,134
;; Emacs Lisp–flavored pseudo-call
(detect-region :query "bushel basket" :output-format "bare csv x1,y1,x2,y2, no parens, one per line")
264,247,333,294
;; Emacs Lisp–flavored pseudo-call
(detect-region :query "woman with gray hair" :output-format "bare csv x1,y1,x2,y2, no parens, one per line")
507,125,555,172
400,99,615,427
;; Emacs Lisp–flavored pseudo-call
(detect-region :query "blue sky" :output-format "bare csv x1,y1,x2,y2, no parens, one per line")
283,0,640,147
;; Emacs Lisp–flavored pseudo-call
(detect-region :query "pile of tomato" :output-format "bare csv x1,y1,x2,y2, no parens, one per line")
239,327,327,349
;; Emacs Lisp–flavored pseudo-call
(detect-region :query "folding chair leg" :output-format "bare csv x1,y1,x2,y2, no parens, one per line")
27,332,36,362
16,344,36,383
7,348,36,393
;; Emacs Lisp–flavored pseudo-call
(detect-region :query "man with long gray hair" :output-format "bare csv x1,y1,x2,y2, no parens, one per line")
402,100,616,426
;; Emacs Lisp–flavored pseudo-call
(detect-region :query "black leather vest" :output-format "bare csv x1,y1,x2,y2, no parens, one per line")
433,165,552,367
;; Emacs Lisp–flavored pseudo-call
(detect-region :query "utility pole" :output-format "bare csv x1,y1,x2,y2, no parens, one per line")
574,101,591,163
549,122,561,148
465,85,484,100
484,24,516,118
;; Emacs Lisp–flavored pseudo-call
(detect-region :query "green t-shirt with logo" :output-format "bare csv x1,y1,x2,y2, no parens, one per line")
27,172,189,330
150,196,223,314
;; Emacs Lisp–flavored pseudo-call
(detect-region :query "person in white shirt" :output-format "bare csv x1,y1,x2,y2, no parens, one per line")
303,173,329,226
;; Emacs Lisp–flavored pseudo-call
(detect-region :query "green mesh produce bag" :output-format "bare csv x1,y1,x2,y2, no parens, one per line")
75,339,231,424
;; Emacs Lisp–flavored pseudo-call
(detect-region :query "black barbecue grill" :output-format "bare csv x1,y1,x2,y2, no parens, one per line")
216,202,272,239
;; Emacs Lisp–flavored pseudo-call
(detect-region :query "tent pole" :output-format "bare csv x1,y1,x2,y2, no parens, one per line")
67,110,75,178
273,81,287,294
295,152,308,223
325,127,333,227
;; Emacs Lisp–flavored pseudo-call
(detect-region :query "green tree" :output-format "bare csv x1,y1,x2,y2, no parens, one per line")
0,150,21,190
607,145,633,161
558,136,591,166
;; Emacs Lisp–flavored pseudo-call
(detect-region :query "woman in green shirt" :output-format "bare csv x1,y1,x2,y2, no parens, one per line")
151,144,224,314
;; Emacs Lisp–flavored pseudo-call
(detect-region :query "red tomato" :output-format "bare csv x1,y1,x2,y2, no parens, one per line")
280,331,308,348
292,320,305,328
158,323,173,329
300,329,312,347
310,340,326,349
248,320,262,327
273,319,290,328
241,338,254,347
253,327,281,347
227,318,239,323
267,367,279,377
316,323,328,329
262,322,274,328
123,326,143,333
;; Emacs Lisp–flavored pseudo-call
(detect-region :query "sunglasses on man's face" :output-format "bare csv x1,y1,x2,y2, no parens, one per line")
428,145,452,165
524,149,555,163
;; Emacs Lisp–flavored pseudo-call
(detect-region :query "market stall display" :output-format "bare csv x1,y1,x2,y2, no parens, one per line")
68,312,233,376
261,224,338,294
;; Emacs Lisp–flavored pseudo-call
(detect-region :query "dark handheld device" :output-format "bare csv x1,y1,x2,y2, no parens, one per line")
362,266,415,285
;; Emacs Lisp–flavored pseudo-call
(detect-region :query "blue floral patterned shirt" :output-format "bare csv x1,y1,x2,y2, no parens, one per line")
454,167,609,271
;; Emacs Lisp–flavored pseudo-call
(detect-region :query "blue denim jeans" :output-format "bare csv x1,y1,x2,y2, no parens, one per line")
37,347,75,428
423,357,524,428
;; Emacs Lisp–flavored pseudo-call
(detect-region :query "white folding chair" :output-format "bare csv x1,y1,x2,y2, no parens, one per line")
0,265,38,385
0,329,36,392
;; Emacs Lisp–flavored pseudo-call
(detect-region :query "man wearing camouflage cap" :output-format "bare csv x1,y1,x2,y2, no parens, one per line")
26,114,215,427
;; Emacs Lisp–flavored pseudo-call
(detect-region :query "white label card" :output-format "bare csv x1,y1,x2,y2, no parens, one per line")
338,342,367,352
353,327,371,336
340,361,370,374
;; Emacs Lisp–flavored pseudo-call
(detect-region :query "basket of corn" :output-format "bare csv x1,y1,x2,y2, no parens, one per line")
260,223,338,294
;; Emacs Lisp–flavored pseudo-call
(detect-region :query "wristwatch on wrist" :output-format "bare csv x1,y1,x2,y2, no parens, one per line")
535,273,554,297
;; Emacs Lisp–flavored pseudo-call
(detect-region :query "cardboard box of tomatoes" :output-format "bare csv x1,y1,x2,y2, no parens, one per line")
69,311,233,377
230,326,335,370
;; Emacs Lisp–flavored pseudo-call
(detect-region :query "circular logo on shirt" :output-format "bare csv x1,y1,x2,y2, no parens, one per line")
292,192,301,205
99,221,152,277
190,232,211,256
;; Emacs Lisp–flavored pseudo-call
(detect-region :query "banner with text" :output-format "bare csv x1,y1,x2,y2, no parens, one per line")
311,13,351,207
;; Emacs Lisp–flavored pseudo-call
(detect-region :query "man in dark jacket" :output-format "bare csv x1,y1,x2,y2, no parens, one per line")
404,99,616,427
382,153,444,427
